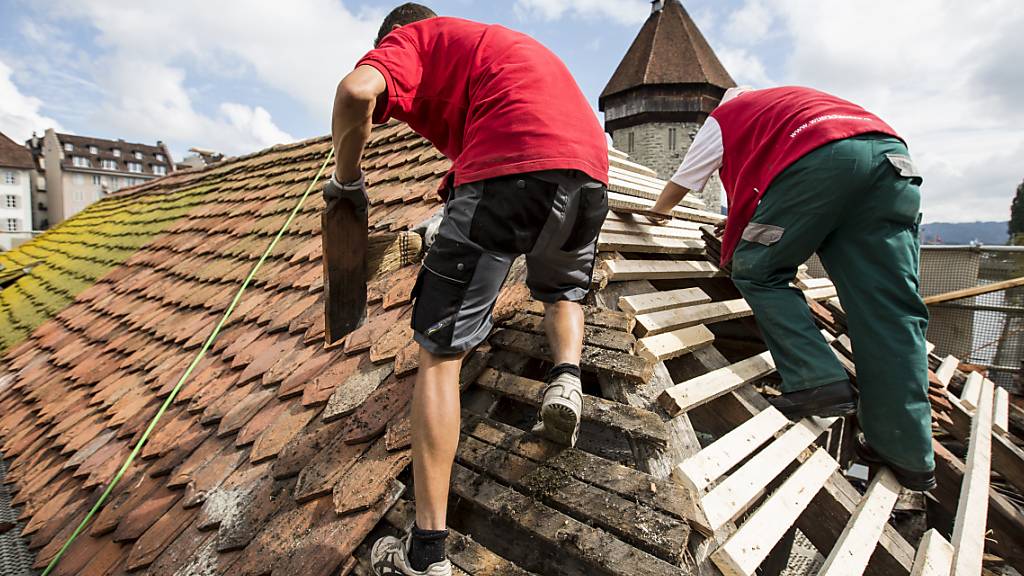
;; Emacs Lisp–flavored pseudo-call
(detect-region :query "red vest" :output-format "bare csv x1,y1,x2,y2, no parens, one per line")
711,87,901,265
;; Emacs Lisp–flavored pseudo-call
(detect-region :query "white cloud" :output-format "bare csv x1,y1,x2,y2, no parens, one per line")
723,0,773,45
710,0,1024,223
20,0,381,158
0,57,62,142
514,0,650,26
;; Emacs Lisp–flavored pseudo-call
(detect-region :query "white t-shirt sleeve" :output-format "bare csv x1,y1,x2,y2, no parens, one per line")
669,117,724,192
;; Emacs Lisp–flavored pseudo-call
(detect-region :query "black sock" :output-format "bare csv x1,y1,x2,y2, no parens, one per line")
546,363,581,382
408,524,448,571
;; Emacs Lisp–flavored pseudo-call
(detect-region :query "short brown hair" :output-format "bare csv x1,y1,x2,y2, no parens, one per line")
376,3,437,46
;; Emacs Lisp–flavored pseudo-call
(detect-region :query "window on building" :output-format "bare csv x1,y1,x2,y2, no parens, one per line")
63,142,73,152
627,132,635,154
668,128,677,151
4,195,17,209
6,218,19,232
73,174,85,185
112,148,121,157
133,151,143,160
101,159,118,170
89,145,98,154
92,175,101,185
153,165,167,176
72,156,91,168
156,153,165,162
3,171,15,185
127,162,143,173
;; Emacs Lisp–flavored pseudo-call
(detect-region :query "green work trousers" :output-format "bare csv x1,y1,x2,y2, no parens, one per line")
731,134,934,473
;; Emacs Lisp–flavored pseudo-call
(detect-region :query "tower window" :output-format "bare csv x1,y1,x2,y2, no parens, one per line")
668,128,677,151
627,131,635,154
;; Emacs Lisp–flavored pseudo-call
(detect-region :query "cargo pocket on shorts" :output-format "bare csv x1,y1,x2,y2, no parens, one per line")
412,234,480,352
741,222,785,246
561,183,609,252
470,175,559,254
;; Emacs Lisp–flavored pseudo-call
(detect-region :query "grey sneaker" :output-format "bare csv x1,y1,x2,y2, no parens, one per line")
532,372,583,446
371,535,452,576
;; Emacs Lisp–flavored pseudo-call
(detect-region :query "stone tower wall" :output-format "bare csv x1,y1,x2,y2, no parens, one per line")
610,121,723,213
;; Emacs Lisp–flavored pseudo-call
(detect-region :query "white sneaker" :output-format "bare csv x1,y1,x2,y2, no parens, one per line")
532,371,583,447
370,534,452,576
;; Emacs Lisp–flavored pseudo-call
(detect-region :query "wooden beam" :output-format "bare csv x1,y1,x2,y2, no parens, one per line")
960,371,983,410
700,418,828,532
473,368,669,446
601,219,704,240
803,285,839,302
935,355,959,386
488,328,652,385
817,468,903,576
932,441,1024,573
618,287,712,316
449,464,687,576
910,529,954,576
600,259,722,282
673,407,789,494
636,298,752,337
795,277,834,291
941,394,1024,498
607,190,725,224
498,312,635,353
598,232,705,255
711,449,839,576
636,325,715,363
658,352,775,416
994,386,1009,436
456,433,690,561
950,377,994,576
924,275,1024,305
605,210,703,230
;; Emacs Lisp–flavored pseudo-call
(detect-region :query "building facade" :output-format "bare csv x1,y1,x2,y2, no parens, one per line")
26,129,175,229
599,0,735,212
0,131,35,251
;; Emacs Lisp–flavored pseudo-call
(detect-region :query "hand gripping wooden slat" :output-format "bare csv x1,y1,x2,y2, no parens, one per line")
817,468,903,576
711,449,838,576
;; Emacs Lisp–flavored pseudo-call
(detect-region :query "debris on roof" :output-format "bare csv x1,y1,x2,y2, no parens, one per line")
0,121,1019,576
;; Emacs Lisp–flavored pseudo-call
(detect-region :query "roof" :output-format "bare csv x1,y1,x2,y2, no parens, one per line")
0,122,1019,576
53,133,173,176
0,132,33,170
600,0,735,100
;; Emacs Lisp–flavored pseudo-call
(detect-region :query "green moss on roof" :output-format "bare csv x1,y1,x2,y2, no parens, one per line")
0,183,214,353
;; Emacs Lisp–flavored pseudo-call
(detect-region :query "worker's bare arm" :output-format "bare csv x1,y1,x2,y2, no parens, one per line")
645,180,691,223
332,65,387,182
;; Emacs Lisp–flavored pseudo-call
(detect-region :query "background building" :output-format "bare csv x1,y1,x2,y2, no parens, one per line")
26,129,175,229
0,131,35,251
600,0,735,213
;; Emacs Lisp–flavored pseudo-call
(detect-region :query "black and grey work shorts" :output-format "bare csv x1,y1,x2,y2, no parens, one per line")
411,170,608,356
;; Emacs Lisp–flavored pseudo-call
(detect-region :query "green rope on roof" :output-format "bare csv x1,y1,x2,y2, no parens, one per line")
41,148,334,576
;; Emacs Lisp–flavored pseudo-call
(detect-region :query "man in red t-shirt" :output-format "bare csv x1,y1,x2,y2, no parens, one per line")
327,4,609,574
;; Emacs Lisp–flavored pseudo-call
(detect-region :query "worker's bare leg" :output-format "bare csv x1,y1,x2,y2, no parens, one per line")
411,346,465,531
543,300,585,365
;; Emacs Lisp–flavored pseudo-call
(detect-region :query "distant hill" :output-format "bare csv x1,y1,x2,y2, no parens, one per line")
920,221,1009,245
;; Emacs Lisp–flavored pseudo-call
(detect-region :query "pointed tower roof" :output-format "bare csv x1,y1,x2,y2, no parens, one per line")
601,0,734,100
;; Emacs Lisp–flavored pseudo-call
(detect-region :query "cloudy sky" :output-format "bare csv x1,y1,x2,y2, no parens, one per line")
1,0,1021,223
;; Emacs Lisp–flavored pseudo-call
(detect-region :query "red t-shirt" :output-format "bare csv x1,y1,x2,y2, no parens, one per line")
357,17,609,190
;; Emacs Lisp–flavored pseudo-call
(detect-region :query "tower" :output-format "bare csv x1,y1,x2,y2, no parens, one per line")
600,0,735,212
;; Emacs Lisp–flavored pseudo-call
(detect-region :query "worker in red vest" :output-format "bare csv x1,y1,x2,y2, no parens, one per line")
329,4,610,574
648,86,935,491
